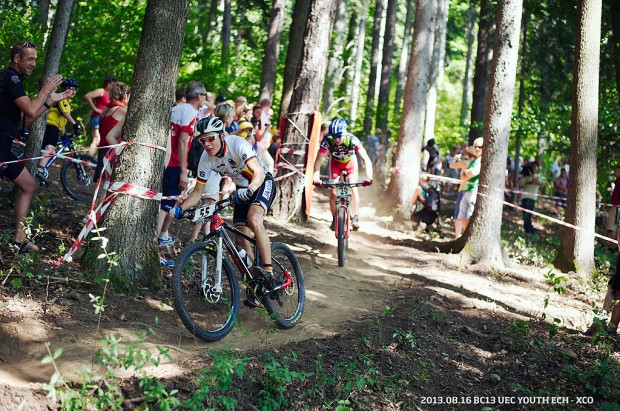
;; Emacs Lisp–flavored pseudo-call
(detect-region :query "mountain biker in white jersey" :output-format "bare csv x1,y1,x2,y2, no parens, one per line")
170,116,276,306
313,117,373,230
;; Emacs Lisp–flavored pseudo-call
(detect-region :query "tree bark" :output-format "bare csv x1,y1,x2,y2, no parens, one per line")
95,0,191,288
394,0,415,119
272,0,337,221
383,0,438,213
362,0,385,138
36,0,51,26
259,0,286,101
25,0,75,177
279,0,312,118
338,11,358,97
423,0,448,143
610,0,620,100
460,0,476,125
553,0,601,277
348,0,369,126
375,0,398,134
457,0,523,267
468,0,494,144
512,11,528,203
222,0,232,71
322,0,346,117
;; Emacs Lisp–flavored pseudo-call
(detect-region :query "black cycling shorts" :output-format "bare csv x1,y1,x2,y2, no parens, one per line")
0,134,24,181
41,124,60,148
233,174,276,227
610,253,620,291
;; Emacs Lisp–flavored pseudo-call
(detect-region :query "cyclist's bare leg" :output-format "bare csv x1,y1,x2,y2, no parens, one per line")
235,225,255,261
351,186,360,216
329,188,337,218
12,169,39,248
247,205,271,266
88,128,100,158
38,144,56,168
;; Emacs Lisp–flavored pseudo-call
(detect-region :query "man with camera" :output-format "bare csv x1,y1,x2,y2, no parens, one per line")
0,41,74,254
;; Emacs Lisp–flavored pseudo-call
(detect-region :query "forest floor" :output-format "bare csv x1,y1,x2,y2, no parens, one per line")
0,171,619,410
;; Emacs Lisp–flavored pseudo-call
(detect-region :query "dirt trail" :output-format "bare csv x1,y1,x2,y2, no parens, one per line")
0,185,598,407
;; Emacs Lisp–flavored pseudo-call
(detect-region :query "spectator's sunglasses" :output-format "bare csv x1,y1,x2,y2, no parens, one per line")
15,41,35,53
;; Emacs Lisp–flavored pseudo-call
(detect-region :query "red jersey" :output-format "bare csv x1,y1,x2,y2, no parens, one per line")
612,177,620,206
168,103,198,168
99,101,127,148
91,89,110,117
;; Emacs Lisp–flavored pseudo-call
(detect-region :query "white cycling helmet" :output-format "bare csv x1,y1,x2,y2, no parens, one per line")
196,116,225,135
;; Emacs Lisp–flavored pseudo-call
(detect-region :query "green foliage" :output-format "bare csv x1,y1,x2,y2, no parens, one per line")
256,352,312,410
564,357,620,400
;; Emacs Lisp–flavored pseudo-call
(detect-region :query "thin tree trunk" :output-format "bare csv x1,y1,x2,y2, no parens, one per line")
375,0,398,134
611,0,620,99
322,0,346,117
25,0,75,177
279,0,312,118
36,0,51,25
272,0,337,221
362,0,385,138
222,0,231,71
468,0,493,144
460,0,476,125
553,0,602,277
394,0,415,119
423,0,448,143
95,0,191,287
349,0,369,126
456,0,523,267
338,11,358,97
201,0,217,51
383,0,438,213
512,11,528,203
259,0,286,101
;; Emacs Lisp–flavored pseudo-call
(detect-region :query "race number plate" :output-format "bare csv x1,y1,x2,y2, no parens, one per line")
192,203,216,222
337,186,351,198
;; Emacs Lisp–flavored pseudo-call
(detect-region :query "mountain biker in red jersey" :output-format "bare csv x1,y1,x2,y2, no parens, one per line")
312,118,373,231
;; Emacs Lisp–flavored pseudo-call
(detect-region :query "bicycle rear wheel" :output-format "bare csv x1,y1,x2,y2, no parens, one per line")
172,242,240,341
337,207,347,267
60,154,97,202
261,242,305,329
0,144,24,197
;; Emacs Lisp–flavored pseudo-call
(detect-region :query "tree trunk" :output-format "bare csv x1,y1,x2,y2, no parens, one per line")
322,0,346,117
457,0,523,267
95,0,191,288
362,0,385,138
279,0,312,118
512,11,528,203
222,0,232,71
338,11,358,98
200,0,217,51
375,0,398,134
348,0,369,126
259,0,286,102
272,0,337,221
383,0,438,213
423,0,448,143
468,0,493,144
553,0,601,278
394,0,415,119
25,0,75,177
460,0,476,125
611,0,620,100
37,0,51,26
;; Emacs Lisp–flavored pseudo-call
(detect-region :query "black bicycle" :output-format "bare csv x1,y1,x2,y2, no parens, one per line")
172,198,305,342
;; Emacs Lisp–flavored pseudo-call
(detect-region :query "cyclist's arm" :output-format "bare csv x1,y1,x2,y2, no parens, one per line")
180,181,204,209
61,110,77,128
84,88,104,113
356,146,373,180
313,151,327,181
246,157,266,191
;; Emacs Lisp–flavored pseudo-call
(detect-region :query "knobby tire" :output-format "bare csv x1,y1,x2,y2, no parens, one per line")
337,207,347,267
60,154,96,202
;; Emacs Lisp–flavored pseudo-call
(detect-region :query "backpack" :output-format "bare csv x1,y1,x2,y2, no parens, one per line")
188,138,204,175
424,186,440,212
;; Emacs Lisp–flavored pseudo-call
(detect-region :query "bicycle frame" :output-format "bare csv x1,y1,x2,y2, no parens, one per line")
41,134,75,171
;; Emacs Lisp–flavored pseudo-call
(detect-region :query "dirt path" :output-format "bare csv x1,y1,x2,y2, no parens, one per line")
0,184,601,408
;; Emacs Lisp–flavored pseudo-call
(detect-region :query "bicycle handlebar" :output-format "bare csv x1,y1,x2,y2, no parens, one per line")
182,198,233,223
313,180,372,189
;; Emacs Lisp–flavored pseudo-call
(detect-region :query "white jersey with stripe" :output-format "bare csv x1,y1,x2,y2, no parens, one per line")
196,135,269,188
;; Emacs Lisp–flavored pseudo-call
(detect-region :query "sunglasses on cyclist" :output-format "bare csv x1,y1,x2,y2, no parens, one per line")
197,133,219,143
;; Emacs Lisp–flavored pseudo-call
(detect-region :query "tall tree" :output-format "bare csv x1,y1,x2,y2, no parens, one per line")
460,0,476,125
259,0,286,101
394,1,416,119
279,0,312,118
362,0,385,138
338,11,358,97
512,11,528,203
272,0,337,221
423,0,448,143
348,0,369,125
468,0,494,144
383,0,438,212
222,0,232,72
95,0,191,286
553,0,602,277
610,0,620,98
322,0,346,117
454,0,523,266
375,0,398,134
25,0,75,177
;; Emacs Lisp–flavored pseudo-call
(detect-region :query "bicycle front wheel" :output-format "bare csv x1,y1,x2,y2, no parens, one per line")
337,207,347,267
261,242,305,329
172,242,240,342
60,154,97,202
